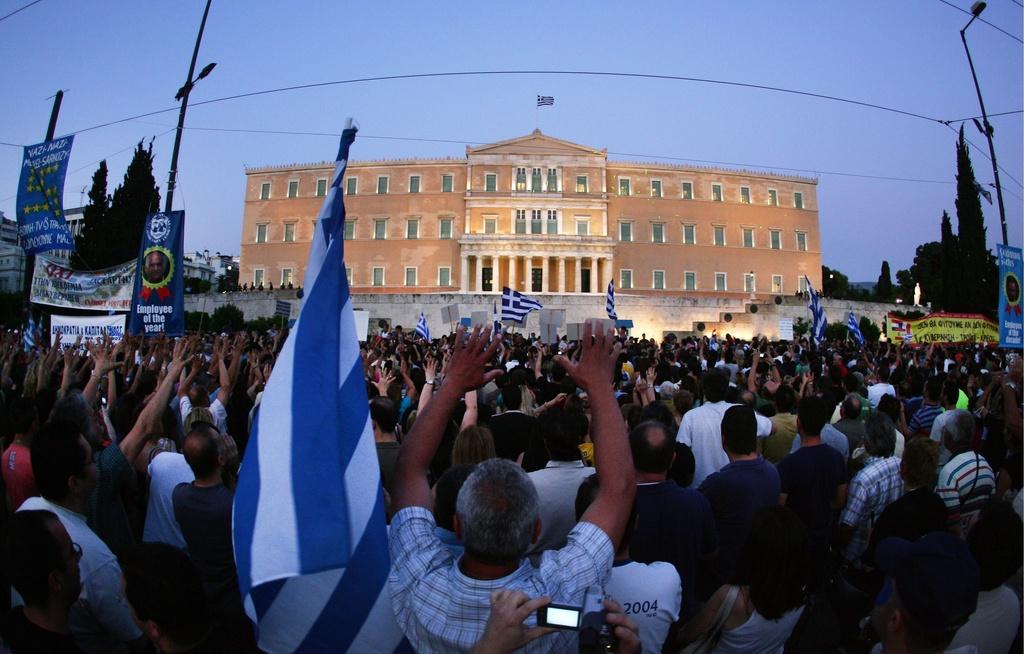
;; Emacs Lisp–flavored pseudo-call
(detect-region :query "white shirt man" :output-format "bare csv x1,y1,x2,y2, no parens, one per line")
142,451,194,549
527,459,594,555
677,400,773,488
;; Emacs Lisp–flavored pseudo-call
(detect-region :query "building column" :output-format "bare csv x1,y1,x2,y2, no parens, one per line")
460,254,469,292
558,257,566,293
508,255,516,292
475,255,483,293
541,256,549,293
574,257,582,294
590,257,599,293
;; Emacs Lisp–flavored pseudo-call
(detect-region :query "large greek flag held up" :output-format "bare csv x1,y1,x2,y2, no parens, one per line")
805,276,827,345
233,125,405,653
501,286,543,323
606,280,618,321
847,311,865,346
415,312,430,341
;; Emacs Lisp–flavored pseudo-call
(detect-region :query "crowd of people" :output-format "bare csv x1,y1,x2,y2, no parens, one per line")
0,319,1020,653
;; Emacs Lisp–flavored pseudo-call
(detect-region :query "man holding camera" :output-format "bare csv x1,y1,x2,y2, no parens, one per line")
388,322,636,652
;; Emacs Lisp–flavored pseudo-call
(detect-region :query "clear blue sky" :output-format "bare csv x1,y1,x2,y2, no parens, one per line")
1,0,1021,281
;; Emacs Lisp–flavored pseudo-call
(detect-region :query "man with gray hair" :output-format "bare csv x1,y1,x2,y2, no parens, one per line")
838,412,902,564
389,322,635,652
936,410,995,536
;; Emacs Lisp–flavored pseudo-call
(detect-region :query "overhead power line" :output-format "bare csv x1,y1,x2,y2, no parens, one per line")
0,0,44,23
936,0,1024,43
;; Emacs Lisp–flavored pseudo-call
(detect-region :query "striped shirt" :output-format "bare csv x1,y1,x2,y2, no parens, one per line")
840,456,904,563
936,451,995,534
388,506,613,653
908,403,943,435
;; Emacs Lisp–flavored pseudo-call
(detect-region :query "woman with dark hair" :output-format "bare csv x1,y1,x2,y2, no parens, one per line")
679,506,808,653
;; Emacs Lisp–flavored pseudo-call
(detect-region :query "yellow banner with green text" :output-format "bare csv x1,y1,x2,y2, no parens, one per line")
886,312,999,345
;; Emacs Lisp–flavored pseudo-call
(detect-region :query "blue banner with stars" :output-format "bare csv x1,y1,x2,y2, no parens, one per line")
16,136,75,254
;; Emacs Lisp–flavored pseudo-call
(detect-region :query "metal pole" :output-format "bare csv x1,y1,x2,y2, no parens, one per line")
164,0,213,213
960,26,1009,246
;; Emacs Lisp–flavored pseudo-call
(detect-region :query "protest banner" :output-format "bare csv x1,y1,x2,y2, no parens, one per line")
128,211,185,336
16,137,76,254
50,314,126,344
30,254,136,311
997,244,1023,349
886,312,998,345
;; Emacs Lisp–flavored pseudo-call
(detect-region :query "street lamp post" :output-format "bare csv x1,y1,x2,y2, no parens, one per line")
164,0,215,213
960,0,1009,246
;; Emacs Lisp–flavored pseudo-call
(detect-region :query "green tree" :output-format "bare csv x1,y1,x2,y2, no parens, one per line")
895,268,915,304
821,265,850,299
209,304,244,332
910,241,944,308
73,142,161,269
824,322,849,342
859,316,881,343
875,261,894,301
72,160,109,270
940,212,961,310
953,127,998,313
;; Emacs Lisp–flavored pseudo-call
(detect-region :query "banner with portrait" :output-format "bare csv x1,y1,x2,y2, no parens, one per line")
16,136,76,254
50,314,126,344
886,312,999,345
128,211,185,336
997,244,1023,349
31,254,136,311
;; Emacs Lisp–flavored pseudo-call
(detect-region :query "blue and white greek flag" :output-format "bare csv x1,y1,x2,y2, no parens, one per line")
415,312,430,341
501,286,543,324
606,280,617,321
233,126,405,653
805,276,827,345
847,312,865,346
492,301,502,335
22,314,35,352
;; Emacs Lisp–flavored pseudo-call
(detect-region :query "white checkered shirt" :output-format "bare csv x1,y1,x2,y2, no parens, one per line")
388,506,613,653
840,456,904,563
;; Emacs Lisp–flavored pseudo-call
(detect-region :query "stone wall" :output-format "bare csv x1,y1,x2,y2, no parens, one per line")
186,291,903,340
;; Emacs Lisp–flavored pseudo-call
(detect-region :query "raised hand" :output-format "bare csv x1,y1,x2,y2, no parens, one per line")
553,320,620,393
443,325,502,394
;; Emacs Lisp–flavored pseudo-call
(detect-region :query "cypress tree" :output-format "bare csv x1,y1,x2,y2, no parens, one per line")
954,126,993,312
875,261,894,301
940,212,962,310
72,161,110,269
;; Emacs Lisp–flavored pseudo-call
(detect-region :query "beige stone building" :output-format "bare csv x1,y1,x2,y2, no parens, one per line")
239,130,822,299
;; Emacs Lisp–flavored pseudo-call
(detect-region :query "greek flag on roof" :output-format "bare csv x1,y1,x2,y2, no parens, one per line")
233,124,406,654
415,312,430,341
22,314,35,352
606,280,618,321
847,311,865,346
501,286,543,324
805,276,828,345
537,95,554,106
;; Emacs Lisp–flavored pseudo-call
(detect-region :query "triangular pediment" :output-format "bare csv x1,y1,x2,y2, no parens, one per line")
467,129,606,157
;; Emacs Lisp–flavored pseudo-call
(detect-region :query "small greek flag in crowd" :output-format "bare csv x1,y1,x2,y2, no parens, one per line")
536,95,555,107
22,314,35,352
805,276,828,345
275,300,291,318
847,312,865,346
233,125,406,653
415,311,430,341
501,286,543,324
606,280,618,321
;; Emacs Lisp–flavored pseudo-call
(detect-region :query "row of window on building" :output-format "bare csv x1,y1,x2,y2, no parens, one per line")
253,215,808,251
256,171,806,208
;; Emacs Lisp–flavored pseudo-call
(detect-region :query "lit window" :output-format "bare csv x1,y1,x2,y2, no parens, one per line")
531,168,542,192
619,222,633,242
256,224,268,244
794,192,804,209
744,273,756,293
485,173,497,192
681,181,693,200
547,210,558,234
287,180,298,198
653,270,665,290
796,231,808,252
316,178,327,197
651,180,662,197
576,175,588,193
254,269,264,287
652,223,665,243
576,216,590,236
515,210,526,235
440,218,453,240
259,182,271,200
547,168,557,191
405,267,417,286
284,223,296,242
768,189,778,206
683,224,696,245
619,178,631,196
377,176,389,195
346,177,357,196
438,267,451,286
772,275,783,293
715,273,727,291
712,184,723,202
620,269,633,290
531,210,543,234
442,174,454,193
406,219,419,240
345,268,353,285
374,220,387,240
409,175,421,193
799,277,809,293
714,226,725,247
770,230,782,250
344,221,355,240
372,267,384,286
515,167,527,191
484,217,497,234
684,271,697,291
740,187,751,204
282,268,293,287
743,228,754,249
